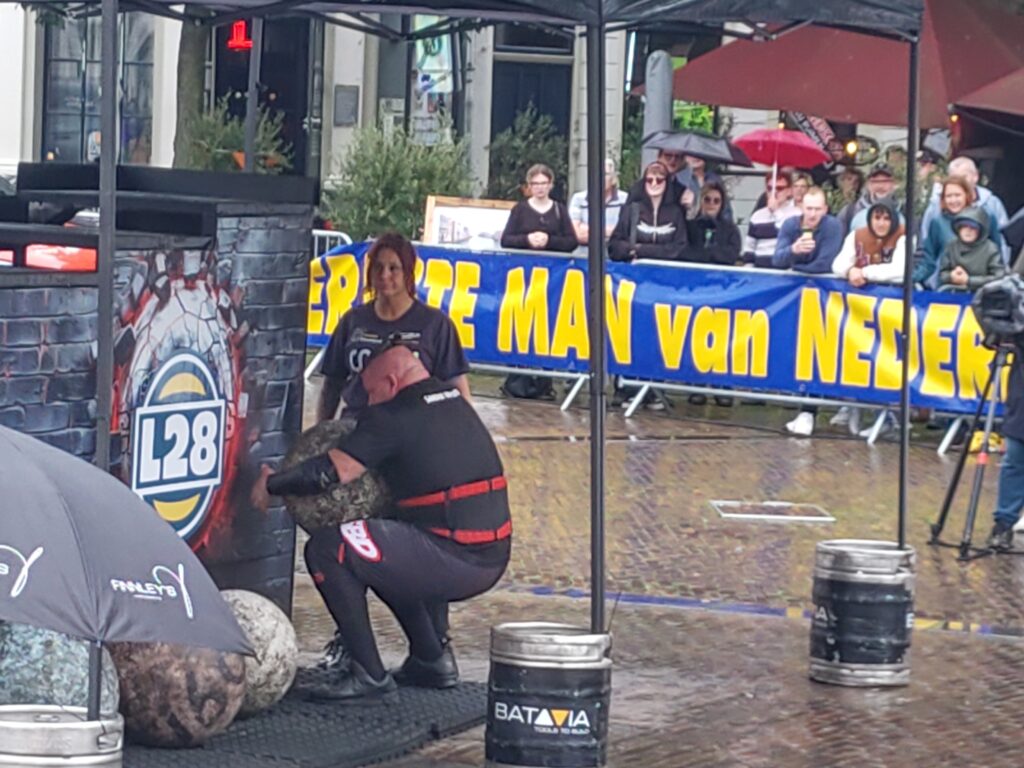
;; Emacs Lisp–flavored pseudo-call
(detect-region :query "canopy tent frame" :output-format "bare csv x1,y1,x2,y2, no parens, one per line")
5,0,926,721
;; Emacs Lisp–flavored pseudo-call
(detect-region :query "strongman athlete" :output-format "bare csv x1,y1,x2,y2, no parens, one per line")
252,344,511,701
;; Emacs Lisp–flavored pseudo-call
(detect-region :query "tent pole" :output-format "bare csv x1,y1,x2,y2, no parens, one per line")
95,0,118,473
244,18,264,172
87,641,103,720
585,22,606,634
899,37,920,550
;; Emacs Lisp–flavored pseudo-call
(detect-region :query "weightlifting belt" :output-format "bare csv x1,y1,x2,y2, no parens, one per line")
396,475,507,509
428,519,513,545
395,475,510,542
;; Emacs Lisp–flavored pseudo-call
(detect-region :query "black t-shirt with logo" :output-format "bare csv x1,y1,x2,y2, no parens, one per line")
320,301,469,414
338,377,510,548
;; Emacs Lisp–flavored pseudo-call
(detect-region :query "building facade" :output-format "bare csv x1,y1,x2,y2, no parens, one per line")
0,8,629,202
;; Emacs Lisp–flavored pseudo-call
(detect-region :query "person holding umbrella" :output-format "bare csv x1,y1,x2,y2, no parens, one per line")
677,155,734,222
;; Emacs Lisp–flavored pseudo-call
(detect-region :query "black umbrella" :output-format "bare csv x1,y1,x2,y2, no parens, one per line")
643,129,753,167
0,426,252,714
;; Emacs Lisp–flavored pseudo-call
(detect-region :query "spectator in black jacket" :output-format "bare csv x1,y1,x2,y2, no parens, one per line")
500,164,578,253
682,181,742,265
609,161,688,263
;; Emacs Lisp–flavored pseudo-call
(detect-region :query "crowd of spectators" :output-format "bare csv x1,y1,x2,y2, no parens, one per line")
500,149,1021,428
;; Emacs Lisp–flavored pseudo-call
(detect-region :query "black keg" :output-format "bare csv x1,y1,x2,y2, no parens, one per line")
809,539,915,687
485,623,612,767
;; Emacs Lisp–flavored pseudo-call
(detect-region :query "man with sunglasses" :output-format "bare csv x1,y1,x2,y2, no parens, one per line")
251,340,511,702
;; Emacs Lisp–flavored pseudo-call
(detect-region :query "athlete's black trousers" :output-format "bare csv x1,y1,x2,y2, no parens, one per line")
304,519,509,680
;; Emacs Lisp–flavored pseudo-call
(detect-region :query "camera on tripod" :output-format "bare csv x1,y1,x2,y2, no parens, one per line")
971,273,1024,350
931,274,1024,560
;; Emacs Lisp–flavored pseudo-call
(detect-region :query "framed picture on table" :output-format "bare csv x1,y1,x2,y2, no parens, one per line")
423,195,516,251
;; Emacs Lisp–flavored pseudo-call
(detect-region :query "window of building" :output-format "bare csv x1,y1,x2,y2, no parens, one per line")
493,24,573,55
42,13,154,165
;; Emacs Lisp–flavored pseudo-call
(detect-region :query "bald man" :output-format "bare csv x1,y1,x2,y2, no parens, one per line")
252,343,511,702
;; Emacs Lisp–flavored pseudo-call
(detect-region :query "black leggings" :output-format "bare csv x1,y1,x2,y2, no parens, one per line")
304,519,509,680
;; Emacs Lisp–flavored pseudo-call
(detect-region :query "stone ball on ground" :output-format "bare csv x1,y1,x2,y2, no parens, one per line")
282,418,391,532
0,622,119,714
109,641,245,748
220,589,298,717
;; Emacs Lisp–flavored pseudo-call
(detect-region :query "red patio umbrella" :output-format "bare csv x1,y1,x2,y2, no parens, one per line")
956,70,1024,117
732,128,831,169
673,0,1024,128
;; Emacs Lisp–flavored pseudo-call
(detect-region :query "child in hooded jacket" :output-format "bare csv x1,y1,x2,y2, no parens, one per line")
938,207,1005,292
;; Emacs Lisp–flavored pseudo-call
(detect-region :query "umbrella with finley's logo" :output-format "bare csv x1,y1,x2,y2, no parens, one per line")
0,425,253,711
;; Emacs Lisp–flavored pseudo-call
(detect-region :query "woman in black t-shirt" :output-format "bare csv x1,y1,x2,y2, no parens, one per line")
317,232,470,420
500,163,578,253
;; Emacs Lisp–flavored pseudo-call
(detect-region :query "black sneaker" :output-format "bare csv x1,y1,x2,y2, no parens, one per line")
307,661,397,703
392,644,460,689
988,521,1015,551
316,630,351,673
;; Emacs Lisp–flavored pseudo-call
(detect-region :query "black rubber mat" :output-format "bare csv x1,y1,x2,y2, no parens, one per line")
123,668,486,768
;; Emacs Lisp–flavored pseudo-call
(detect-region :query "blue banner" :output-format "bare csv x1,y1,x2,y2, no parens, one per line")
307,243,1004,414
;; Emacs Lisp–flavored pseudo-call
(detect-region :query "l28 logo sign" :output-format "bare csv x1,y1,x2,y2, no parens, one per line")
131,352,226,540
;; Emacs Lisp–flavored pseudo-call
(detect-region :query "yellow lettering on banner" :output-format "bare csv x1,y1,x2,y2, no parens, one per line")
840,294,877,388
920,303,960,398
731,310,769,377
605,276,635,365
691,307,731,374
423,259,453,309
654,304,693,370
307,254,360,338
795,289,844,383
497,267,550,355
449,261,480,349
551,269,589,358
956,309,992,400
413,256,425,286
874,298,920,390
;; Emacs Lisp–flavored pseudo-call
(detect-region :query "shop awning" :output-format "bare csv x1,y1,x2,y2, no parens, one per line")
672,0,1024,127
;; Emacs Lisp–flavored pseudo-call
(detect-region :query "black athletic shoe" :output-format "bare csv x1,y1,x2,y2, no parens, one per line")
316,630,351,673
308,661,397,703
988,521,1015,551
393,644,460,689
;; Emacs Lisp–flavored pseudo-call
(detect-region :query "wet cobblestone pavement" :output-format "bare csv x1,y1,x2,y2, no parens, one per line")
295,376,1024,766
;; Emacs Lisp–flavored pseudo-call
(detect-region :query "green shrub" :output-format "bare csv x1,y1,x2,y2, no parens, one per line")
320,124,474,241
487,105,569,200
616,110,644,191
177,96,292,174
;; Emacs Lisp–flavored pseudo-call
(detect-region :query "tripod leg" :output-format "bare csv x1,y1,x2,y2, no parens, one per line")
959,349,1007,559
931,360,997,543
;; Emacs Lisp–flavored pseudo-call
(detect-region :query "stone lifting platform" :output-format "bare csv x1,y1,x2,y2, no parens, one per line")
123,669,485,768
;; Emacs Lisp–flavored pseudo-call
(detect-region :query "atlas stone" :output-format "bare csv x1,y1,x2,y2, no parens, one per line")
221,589,298,717
0,622,119,714
109,641,246,748
282,419,391,532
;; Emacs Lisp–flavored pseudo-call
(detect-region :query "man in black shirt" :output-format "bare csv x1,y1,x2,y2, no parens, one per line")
252,343,511,701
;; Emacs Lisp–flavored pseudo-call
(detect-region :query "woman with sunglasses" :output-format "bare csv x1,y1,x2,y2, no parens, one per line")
500,164,578,253
609,161,688,263
682,181,742,265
